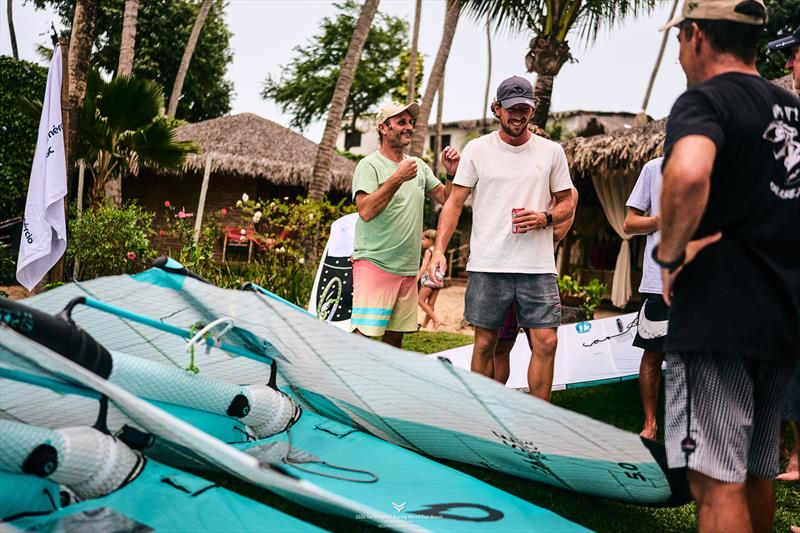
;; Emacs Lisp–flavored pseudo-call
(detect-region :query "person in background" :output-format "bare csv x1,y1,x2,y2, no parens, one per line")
417,229,443,330
624,154,667,441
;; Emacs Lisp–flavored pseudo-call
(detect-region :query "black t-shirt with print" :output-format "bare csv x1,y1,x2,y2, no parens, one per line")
663,72,800,362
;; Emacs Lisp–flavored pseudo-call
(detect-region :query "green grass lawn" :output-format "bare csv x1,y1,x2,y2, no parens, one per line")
211,331,800,532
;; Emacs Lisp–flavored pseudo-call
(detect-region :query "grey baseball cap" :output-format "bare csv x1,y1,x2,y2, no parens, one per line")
768,26,800,51
496,76,535,109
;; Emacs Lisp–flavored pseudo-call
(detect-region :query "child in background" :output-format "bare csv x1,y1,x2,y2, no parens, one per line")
417,229,442,329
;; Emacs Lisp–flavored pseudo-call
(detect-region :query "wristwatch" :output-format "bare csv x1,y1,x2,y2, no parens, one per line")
544,212,553,227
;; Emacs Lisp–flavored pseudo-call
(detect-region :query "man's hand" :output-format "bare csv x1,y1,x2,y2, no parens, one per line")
661,232,722,305
427,250,447,288
441,146,460,176
395,158,418,182
512,210,548,233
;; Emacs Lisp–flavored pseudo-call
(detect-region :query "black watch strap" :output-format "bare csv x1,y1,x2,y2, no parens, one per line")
446,174,455,181
545,212,553,227
652,245,685,273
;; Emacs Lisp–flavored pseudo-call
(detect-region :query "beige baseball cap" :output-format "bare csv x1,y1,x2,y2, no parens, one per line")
660,0,767,31
375,102,420,129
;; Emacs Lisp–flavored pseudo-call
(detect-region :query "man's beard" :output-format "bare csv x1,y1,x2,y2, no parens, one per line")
500,119,529,138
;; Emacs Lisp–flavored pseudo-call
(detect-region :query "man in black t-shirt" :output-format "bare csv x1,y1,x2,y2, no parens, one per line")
656,1,800,532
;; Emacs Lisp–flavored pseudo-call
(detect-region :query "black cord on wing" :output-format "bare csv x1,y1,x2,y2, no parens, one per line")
248,290,425,454
438,358,575,491
581,316,638,348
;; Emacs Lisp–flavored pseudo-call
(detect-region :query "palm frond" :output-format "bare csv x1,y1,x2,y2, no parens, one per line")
97,75,164,134
15,96,42,122
133,118,200,171
574,0,664,43
460,0,546,35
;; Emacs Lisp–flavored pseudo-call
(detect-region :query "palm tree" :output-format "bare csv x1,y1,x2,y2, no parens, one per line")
462,0,664,128
65,0,98,188
407,0,422,105
116,0,140,77
7,0,18,59
309,0,380,199
167,0,213,118
80,72,199,207
409,0,460,157
640,0,679,116
482,20,493,133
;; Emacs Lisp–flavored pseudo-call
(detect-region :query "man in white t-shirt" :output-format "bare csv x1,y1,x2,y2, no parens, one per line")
623,156,668,441
429,76,575,400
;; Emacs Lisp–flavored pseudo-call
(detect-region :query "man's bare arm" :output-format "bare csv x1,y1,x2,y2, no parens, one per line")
553,188,579,243
355,159,418,222
428,184,472,279
624,207,659,236
658,136,715,261
426,183,448,205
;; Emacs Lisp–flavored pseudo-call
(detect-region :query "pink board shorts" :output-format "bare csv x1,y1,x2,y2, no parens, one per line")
349,259,418,337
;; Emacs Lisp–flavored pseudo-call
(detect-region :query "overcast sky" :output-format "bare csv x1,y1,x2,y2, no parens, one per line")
2,0,688,142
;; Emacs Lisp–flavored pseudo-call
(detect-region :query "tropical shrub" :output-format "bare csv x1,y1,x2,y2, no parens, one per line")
159,194,357,306
67,201,157,280
0,242,17,285
558,274,607,320
0,57,47,221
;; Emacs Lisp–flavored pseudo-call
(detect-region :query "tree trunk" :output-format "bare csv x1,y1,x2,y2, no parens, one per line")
308,0,380,200
65,0,98,190
531,73,555,128
641,0,679,114
482,21,492,133
116,0,139,77
167,0,212,118
7,0,18,59
407,0,421,104
409,0,459,157
525,35,571,129
433,74,444,176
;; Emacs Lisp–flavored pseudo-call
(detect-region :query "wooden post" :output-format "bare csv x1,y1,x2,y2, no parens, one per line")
76,160,86,215
193,154,212,244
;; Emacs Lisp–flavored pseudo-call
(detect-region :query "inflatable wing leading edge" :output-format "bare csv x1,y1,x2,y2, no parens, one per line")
0,297,586,532
308,213,358,330
18,264,689,506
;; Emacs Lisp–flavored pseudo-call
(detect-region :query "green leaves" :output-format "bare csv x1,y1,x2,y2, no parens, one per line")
32,0,233,122
261,0,410,132
0,57,48,221
97,76,163,133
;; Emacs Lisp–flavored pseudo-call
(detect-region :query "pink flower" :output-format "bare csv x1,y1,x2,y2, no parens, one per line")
220,208,228,215
126,251,137,261
176,210,194,219
159,230,166,237
164,200,171,207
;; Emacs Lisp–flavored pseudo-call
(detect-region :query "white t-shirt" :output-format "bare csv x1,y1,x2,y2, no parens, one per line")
625,157,664,294
453,131,573,274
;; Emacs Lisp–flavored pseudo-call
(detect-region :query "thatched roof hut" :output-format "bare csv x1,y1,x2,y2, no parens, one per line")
563,75,795,182
563,118,666,182
175,113,356,193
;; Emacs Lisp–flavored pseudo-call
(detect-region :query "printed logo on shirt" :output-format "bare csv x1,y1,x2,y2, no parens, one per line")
763,104,800,199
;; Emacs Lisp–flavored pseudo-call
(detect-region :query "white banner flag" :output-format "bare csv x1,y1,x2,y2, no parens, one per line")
16,46,67,291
